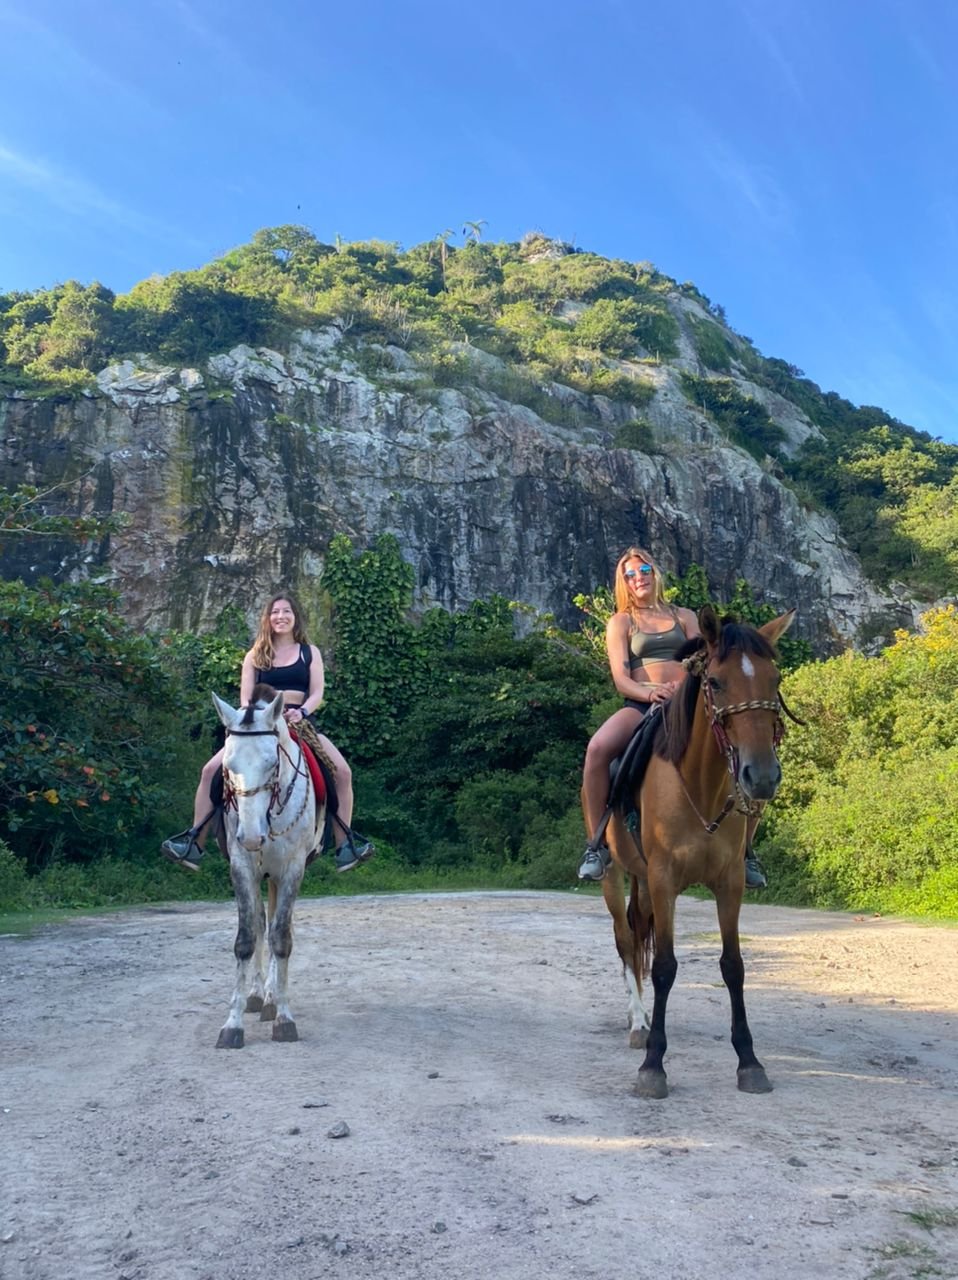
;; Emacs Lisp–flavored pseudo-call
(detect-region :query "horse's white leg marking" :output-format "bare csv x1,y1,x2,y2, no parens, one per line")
741,653,755,678
624,963,651,1034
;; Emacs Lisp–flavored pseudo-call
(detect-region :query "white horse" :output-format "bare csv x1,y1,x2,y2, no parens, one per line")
211,689,323,1048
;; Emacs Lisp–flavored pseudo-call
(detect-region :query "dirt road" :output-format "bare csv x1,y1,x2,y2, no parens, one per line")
2,891,957,1280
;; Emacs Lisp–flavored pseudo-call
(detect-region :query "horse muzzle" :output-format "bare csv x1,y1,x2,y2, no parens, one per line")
738,756,782,801
235,820,268,851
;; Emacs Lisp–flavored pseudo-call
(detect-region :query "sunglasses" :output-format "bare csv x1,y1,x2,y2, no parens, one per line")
624,566,654,579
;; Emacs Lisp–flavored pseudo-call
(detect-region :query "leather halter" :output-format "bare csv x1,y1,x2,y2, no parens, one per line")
222,726,311,837
676,646,787,831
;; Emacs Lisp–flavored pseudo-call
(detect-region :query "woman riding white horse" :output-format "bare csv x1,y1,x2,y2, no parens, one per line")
161,592,373,873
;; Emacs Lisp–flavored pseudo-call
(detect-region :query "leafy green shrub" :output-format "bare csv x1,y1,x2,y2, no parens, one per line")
614,419,657,451
566,367,656,406
689,318,734,372
0,839,34,909
758,607,958,916
0,578,202,870
519,805,585,889
680,372,785,459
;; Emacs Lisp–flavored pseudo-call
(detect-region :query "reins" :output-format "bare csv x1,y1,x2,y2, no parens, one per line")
222,726,312,838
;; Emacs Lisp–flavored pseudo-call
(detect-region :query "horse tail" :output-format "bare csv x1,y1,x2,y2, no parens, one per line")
627,874,655,981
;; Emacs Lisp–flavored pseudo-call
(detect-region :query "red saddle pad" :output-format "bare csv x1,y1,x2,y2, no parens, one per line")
290,731,327,809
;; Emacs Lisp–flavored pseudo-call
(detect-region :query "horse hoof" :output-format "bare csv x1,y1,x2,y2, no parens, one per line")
272,1019,299,1042
738,1066,773,1094
245,995,264,1013
629,1027,649,1050
216,1027,244,1049
259,1002,277,1022
634,1069,668,1099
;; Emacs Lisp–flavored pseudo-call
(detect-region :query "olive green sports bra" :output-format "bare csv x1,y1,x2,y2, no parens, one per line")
628,617,686,668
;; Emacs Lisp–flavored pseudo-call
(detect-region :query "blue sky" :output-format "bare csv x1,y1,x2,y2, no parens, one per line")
1,0,956,441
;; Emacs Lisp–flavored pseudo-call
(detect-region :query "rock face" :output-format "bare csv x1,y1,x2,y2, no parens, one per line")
0,324,917,652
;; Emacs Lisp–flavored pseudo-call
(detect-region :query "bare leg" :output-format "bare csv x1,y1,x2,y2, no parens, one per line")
190,748,224,846
582,708,644,839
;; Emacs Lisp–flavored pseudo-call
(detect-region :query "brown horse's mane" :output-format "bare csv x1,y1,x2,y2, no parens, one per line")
653,619,779,766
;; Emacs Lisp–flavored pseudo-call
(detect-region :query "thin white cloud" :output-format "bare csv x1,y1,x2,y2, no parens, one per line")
169,0,245,67
689,121,794,233
735,0,808,107
0,140,200,248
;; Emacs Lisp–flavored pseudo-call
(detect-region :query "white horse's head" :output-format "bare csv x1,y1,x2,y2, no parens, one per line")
213,689,288,852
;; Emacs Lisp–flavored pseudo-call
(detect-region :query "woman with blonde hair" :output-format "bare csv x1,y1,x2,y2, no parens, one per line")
161,593,373,873
577,546,699,881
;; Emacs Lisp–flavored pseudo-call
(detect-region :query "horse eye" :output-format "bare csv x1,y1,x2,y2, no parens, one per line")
707,677,722,692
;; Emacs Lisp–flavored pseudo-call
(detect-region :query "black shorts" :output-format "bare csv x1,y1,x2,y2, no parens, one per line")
624,699,649,714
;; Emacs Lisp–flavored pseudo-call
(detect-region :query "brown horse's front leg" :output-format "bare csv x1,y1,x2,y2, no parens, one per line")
716,889,772,1093
634,890,676,1099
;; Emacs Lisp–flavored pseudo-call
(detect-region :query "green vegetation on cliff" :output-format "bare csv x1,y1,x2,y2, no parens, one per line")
2,226,957,594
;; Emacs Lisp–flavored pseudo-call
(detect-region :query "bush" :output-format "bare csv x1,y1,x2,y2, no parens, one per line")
757,606,958,916
689,318,734,372
0,839,34,910
680,373,785,459
614,419,657,452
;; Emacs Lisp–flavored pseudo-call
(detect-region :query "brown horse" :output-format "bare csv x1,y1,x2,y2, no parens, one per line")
601,605,795,1099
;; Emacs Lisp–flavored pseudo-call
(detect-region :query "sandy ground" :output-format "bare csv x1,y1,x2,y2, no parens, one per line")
1,890,957,1280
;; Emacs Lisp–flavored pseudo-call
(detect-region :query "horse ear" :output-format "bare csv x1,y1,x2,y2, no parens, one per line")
265,691,286,727
212,692,240,729
759,608,796,646
699,605,721,647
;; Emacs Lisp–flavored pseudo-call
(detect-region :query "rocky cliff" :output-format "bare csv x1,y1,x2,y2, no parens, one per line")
0,310,918,653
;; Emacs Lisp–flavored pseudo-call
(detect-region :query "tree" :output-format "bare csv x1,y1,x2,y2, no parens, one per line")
432,229,455,285
462,219,487,244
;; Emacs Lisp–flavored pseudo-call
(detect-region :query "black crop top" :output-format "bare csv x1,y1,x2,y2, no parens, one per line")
255,644,312,696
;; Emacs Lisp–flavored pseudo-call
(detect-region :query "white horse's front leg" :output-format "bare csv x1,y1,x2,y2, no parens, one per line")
264,867,304,1042
625,963,652,1050
217,859,259,1049
245,896,268,1013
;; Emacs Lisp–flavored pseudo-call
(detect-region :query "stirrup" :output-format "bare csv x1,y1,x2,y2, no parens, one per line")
160,828,205,871
334,832,375,873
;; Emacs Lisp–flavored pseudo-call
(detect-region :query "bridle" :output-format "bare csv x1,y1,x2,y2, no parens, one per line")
674,646,802,832
222,727,312,839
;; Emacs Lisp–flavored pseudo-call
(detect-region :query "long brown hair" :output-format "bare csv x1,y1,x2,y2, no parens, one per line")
250,593,310,671
613,546,669,617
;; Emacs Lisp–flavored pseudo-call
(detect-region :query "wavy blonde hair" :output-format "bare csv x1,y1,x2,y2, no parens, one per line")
250,593,310,671
613,546,669,616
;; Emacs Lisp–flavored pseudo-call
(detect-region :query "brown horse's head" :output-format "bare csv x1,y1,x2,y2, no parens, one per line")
660,607,795,800
697,606,795,800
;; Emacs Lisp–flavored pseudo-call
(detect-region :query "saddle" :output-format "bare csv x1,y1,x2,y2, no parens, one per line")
592,703,663,852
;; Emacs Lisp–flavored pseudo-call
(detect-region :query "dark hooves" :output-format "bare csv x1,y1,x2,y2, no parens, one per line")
259,1001,277,1022
634,1068,668,1099
216,1026,245,1049
272,1019,299,1042
245,995,264,1013
738,1065,773,1094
